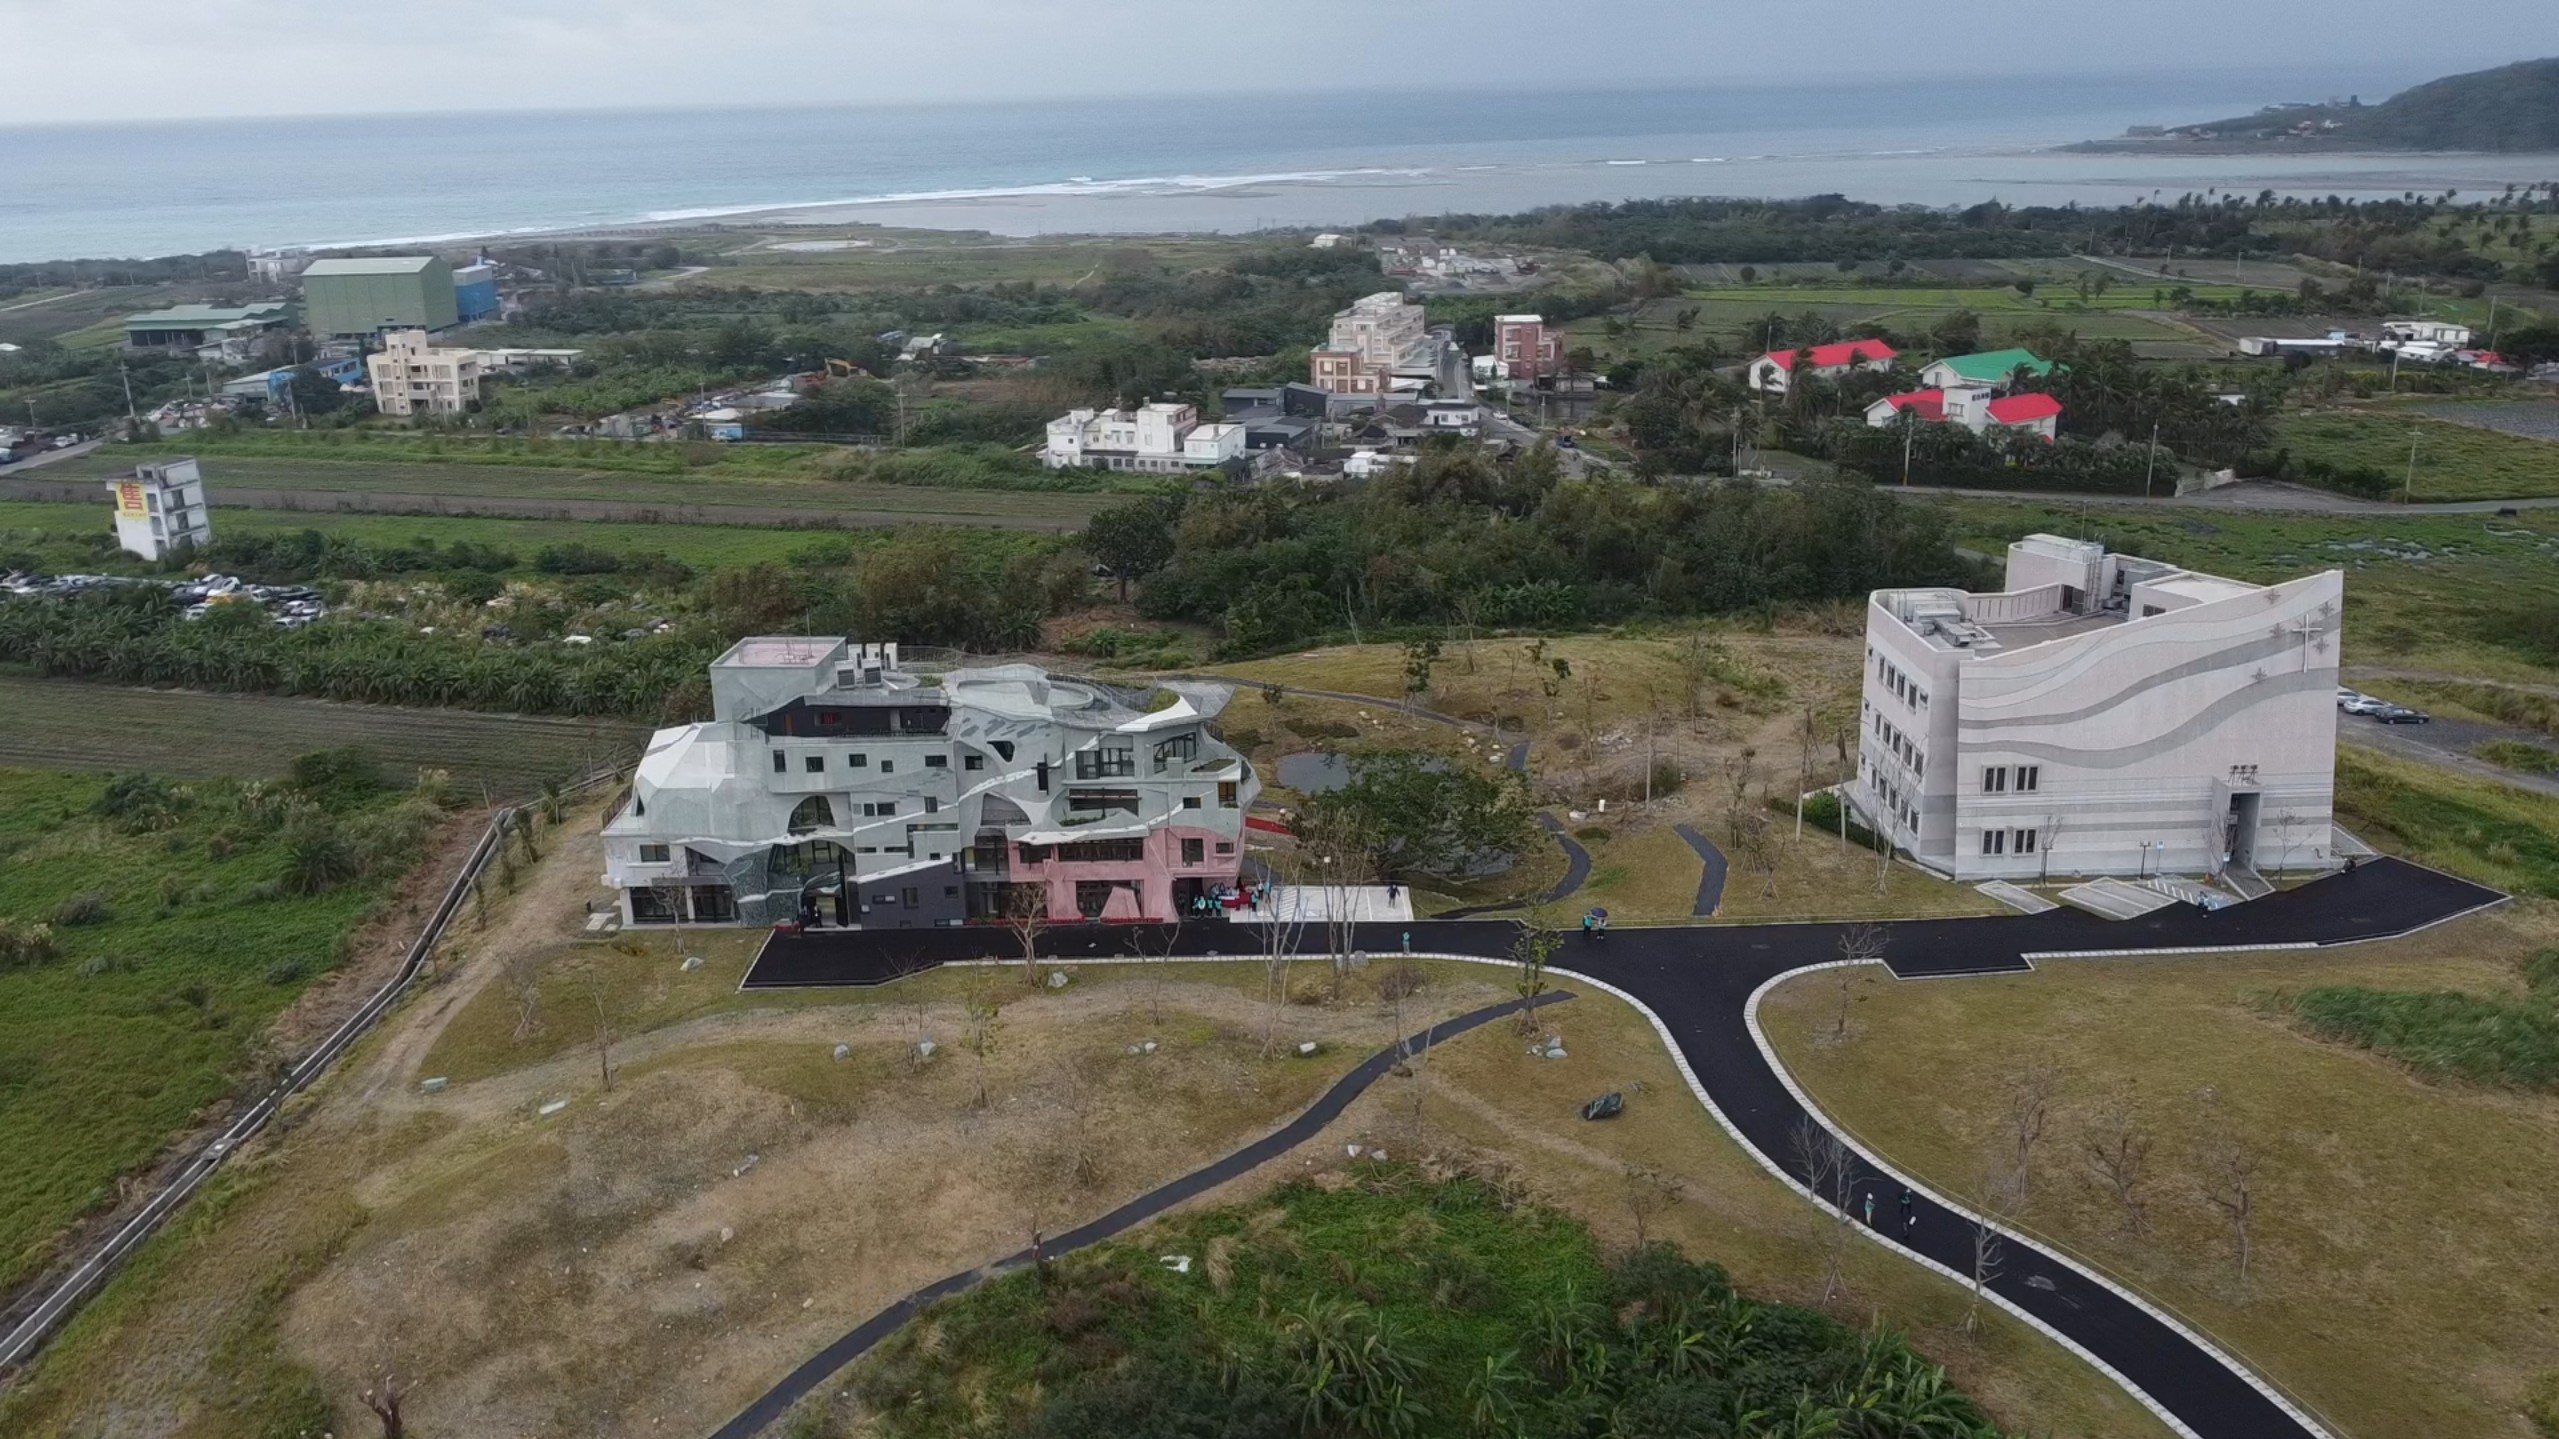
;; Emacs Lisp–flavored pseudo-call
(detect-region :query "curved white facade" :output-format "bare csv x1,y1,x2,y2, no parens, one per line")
1853,536,2343,883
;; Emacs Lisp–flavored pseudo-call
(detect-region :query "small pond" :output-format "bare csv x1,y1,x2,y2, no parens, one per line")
1272,751,1449,793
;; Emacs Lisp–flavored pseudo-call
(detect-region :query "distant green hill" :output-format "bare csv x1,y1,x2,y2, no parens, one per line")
2180,58,2559,152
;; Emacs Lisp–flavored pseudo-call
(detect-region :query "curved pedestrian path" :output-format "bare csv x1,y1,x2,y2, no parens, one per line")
741,857,2504,1439
702,991,1572,1439
1671,823,1729,915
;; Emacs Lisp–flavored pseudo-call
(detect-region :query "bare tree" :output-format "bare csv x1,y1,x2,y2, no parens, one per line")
962,974,1004,1110
1791,1116,1857,1305
2040,811,2066,883
1622,1164,1687,1248
359,1372,408,1439
1129,918,1180,1026
1793,705,1822,843
2081,1081,2156,1235
646,873,689,954
1510,905,1564,1036
1746,807,1779,900
1830,925,1888,1042
1965,1163,2024,1335
1999,1057,2063,1200
581,965,617,1093
1296,806,1374,1001
1001,883,1049,989
1253,858,1313,1058
1051,1056,1100,1187
503,947,545,1042
2201,1112,2262,1282
1721,750,1759,850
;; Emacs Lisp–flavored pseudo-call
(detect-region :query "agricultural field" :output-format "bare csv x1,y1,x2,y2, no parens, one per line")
13,444,1119,530
0,763,457,1298
0,497,882,574
2270,407,2559,501
704,230,1265,293
1582,285,2220,363
0,674,641,793
1761,899,2559,1439
1937,497,2559,688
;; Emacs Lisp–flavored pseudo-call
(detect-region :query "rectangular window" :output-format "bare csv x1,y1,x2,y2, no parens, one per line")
964,754,985,771
846,753,867,768
1215,841,1235,856
1218,781,1239,808
1057,838,1145,863
1983,766,2008,794
1153,733,1199,768
925,754,947,769
804,754,824,773
902,887,920,908
1017,843,1051,865
771,750,787,774
1181,838,1205,865
1067,788,1141,816
1181,795,1202,809
879,759,893,774
1981,830,2007,856
638,843,670,864
923,796,939,814
1075,746,1136,780
2016,828,2038,854
2017,765,2040,793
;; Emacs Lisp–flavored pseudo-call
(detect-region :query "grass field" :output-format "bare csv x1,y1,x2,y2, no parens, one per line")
0,767,429,1296
2272,407,2559,501
1762,903,2559,1439
1936,498,2559,688
0,674,641,792
2335,746,2559,900
18,447,1116,527
708,232,1262,293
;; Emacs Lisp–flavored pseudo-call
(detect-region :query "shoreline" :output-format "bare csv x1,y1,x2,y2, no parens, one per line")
450,145,2559,251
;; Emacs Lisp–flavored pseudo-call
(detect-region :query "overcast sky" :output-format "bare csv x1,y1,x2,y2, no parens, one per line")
5,0,2557,126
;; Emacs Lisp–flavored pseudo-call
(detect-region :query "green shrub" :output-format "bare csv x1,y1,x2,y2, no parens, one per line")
288,747,387,805
50,891,110,926
0,918,60,969
280,817,363,897
2290,953,2559,1092
2474,740,2559,776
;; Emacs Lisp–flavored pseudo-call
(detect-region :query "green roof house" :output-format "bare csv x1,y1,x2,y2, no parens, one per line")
122,302,294,353
1919,348,2057,391
301,256,458,338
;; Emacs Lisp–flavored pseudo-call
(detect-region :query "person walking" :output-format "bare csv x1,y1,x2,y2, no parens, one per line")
1400,930,1411,955
1898,1187,1915,1236
1862,1192,1876,1228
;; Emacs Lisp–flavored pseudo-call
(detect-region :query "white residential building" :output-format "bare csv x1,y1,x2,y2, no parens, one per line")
104,458,213,561
1042,402,1246,472
1311,292,1439,397
601,638,1261,928
1851,535,2342,884
366,330,483,417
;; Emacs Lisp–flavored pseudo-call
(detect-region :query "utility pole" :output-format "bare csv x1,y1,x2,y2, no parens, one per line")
2405,430,2422,502
119,362,138,429
2142,421,2161,498
1901,416,1914,487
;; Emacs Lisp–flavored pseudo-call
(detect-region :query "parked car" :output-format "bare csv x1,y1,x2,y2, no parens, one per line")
2338,691,2390,716
2370,704,2430,724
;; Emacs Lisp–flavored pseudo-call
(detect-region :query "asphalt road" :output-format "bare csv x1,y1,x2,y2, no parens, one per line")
739,856,2501,1439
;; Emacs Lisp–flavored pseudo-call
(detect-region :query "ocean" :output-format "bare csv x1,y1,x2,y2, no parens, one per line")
4,66,2555,265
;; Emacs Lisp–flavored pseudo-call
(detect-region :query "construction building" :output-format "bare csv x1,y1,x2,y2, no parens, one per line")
365,330,483,417
104,457,213,561
601,639,1261,928
1851,535,2342,887
301,256,459,338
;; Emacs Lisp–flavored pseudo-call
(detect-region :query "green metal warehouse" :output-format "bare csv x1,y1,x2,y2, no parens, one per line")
301,256,458,338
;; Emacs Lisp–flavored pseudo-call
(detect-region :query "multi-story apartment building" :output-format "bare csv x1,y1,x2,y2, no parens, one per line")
1851,535,2342,884
104,457,212,561
366,330,484,417
1490,314,1564,382
1042,402,1245,472
602,638,1261,929
1310,291,1436,397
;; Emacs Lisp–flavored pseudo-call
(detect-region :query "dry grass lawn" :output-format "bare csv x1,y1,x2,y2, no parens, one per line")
1760,904,2559,1439
3,806,2171,1439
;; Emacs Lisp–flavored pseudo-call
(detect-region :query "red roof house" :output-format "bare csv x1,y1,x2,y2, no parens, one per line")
1748,338,1897,394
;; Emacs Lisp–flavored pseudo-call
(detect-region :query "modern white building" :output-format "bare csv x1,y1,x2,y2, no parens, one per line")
1310,291,1453,397
1043,402,1245,472
1851,535,2342,885
104,458,213,561
366,330,484,417
602,639,1261,929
